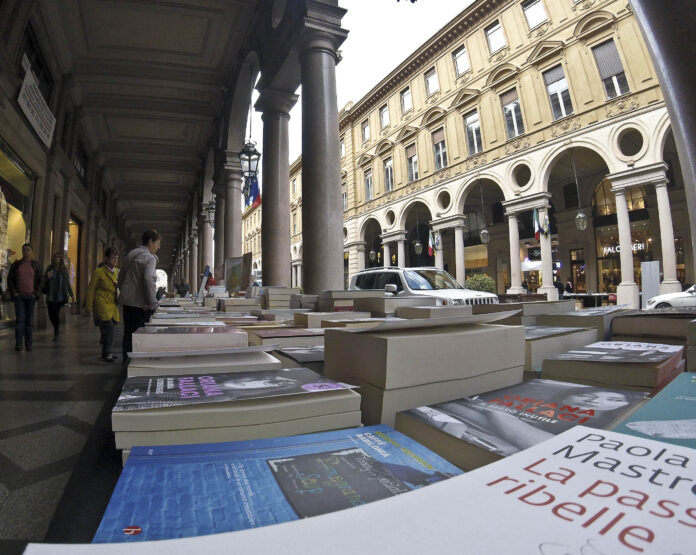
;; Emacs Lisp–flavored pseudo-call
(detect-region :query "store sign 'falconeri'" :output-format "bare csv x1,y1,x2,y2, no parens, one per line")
602,242,645,256
17,68,56,149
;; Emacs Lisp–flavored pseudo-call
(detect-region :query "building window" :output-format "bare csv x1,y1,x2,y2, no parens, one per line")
593,179,645,216
485,21,506,54
361,120,370,143
18,26,53,101
543,65,573,120
292,178,297,195
292,213,297,235
452,45,470,76
73,142,88,181
364,169,373,201
406,144,418,182
522,0,547,29
400,87,412,114
379,105,390,129
342,190,347,212
425,68,439,96
464,111,482,155
432,128,447,170
340,137,345,157
384,157,394,192
592,39,630,99
501,89,525,139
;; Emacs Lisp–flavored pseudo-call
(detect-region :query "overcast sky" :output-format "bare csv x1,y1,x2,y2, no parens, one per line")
247,0,475,173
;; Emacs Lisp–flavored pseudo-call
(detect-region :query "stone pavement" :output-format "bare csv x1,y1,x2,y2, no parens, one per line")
0,317,125,555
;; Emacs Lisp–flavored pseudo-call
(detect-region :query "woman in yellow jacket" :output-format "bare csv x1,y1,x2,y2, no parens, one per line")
86,248,120,362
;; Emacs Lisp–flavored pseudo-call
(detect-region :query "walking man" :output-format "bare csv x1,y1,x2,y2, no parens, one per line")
7,243,43,351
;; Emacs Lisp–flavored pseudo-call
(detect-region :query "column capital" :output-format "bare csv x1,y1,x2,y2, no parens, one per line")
502,192,551,215
255,87,299,116
430,215,467,232
300,2,348,57
607,162,669,191
380,230,407,242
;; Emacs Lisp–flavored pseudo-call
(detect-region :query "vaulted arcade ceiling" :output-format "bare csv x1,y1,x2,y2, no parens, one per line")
42,0,261,265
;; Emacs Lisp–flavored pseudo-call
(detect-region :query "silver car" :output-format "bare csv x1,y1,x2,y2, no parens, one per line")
349,266,498,306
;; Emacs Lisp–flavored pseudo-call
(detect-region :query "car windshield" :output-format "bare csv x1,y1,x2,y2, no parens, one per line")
403,269,462,290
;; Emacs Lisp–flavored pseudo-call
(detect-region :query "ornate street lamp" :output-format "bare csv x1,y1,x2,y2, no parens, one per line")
479,183,490,244
369,230,377,263
414,213,423,255
570,146,588,232
205,198,216,229
239,140,261,180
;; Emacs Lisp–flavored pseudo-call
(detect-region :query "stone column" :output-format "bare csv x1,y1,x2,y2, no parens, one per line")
198,212,213,273
383,242,391,267
224,157,243,261
506,212,524,294
613,187,640,308
213,186,225,279
257,88,298,287
300,30,345,293
356,243,366,272
397,239,406,268
296,263,303,290
434,232,444,270
537,206,559,301
454,225,465,285
190,230,198,293
655,181,682,294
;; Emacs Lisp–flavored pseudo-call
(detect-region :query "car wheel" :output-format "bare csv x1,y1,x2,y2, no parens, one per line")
655,302,672,308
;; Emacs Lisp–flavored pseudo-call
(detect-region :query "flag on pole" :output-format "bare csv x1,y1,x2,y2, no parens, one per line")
533,208,541,240
428,229,435,256
542,211,550,237
245,175,260,208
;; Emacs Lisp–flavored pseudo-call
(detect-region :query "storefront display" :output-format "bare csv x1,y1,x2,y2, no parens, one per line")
595,221,654,293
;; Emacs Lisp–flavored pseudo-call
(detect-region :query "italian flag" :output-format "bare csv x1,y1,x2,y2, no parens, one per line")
428,229,435,256
533,208,541,240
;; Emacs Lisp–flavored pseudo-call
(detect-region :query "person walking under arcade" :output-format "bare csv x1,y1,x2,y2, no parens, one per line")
7,243,43,351
43,252,74,341
118,230,160,363
86,248,120,362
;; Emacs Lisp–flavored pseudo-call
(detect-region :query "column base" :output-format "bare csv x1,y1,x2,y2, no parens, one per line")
538,285,559,301
507,287,525,295
659,280,683,295
617,282,640,309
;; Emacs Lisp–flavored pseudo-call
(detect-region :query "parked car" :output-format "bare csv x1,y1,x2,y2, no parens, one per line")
349,266,498,306
644,284,696,309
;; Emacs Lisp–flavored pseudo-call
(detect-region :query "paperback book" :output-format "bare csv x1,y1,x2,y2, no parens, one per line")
93,425,461,543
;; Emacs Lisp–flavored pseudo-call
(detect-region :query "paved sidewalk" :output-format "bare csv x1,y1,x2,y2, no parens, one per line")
0,318,125,555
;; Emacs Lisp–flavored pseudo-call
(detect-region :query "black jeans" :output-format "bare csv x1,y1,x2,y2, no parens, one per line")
47,301,65,336
122,305,150,358
98,319,115,357
14,295,36,347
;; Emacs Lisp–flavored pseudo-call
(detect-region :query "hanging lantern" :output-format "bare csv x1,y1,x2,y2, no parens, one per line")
369,249,377,262
239,141,261,179
575,209,588,231
479,227,491,244
414,240,423,255
205,198,216,229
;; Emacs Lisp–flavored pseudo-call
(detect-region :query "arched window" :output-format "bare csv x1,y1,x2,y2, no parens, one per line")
592,178,645,216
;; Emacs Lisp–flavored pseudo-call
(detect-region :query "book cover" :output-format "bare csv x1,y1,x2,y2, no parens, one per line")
93,425,461,542
274,345,325,364
253,328,325,338
524,325,590,340
549,341,683,363
400,379,647,457
136,326,238,335
612,372,696,448
113,368,354,412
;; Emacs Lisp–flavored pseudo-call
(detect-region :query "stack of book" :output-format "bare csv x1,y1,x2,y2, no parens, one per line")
689,320,696,371
472,299,576,325
541,340,685,392
523,325,598,380
395,378,647,470
290,293,318,310
247,327,325,347
112,368,362,460
131,325,248,353
293,311,372,328
352,295,438,317
317,289,382,312
536,306,635,339
612,371,696,448
262,287,301,309
127,346,282,377
272,345,325,374
93,425,460,543
149,313,216,324
395,305,472,319
321,317,395,330
324,315,524,426
218,297,261,313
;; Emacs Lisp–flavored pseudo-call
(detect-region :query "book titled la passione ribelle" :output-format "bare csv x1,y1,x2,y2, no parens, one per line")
92,425,461,543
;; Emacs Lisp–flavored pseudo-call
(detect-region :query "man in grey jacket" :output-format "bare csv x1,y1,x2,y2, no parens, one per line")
118,229,161,361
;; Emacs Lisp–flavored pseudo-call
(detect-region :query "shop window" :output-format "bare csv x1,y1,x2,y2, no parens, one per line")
452,45,470,76
543,65,574,120
592,39,630,99
592,179,646,217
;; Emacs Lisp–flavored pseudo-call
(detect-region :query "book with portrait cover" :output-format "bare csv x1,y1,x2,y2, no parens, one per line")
113,368,354,413
612,371,696,448
395,379,647,470
92,425,461,543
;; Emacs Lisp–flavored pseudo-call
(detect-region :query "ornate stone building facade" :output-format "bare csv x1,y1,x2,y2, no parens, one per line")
269,0,690,306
